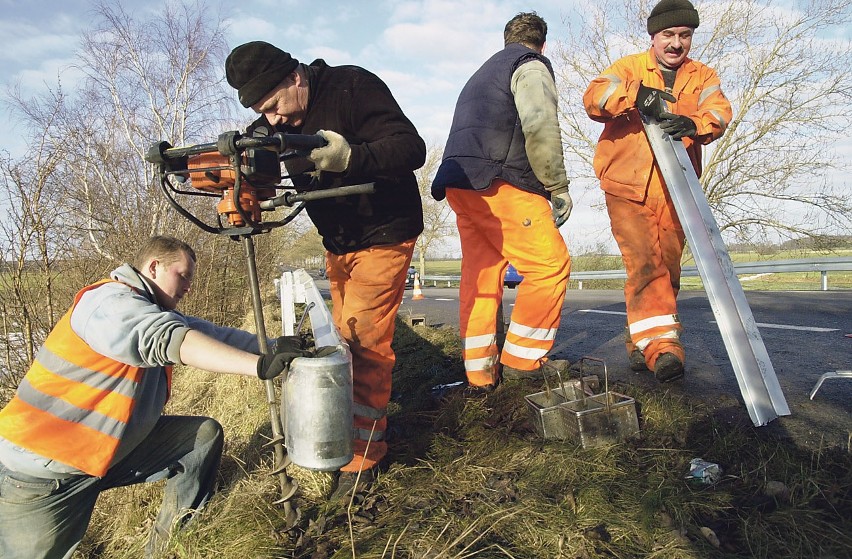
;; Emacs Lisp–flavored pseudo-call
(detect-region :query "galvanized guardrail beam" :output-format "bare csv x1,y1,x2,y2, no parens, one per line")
422,256,852,290
641,115,789,427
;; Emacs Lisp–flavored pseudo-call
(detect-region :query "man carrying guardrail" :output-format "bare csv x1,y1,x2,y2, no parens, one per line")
583,0,732,382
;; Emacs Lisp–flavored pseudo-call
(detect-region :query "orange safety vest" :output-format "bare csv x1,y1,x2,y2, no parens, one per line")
0,279,173,477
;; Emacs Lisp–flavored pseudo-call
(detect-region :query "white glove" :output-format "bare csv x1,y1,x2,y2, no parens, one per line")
551,191,573,227
309,129,351,173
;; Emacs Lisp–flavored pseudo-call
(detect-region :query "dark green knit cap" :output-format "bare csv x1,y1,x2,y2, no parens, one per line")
647,0,700,35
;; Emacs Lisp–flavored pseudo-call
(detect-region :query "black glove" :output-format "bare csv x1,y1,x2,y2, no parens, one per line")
273,335,305,354
658,113,697,140
257,349,309,380
635,82,677,120
313,346,338,358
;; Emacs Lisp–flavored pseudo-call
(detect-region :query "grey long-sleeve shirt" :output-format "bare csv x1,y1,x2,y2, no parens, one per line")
0,264,261,478
511,59,569,194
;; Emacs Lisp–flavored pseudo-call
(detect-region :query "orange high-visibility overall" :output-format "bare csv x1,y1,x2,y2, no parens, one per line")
326,239,416,472
447,181,571,388
584,49,732,369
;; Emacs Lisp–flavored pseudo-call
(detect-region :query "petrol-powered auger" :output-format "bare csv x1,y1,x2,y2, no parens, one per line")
146,130,372,530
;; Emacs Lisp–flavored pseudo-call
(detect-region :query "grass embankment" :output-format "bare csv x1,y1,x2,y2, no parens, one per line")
82,301,851,559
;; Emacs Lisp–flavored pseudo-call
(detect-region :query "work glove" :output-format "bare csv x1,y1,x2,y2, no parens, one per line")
635,82,676,120
273,335,305,355
658,113,697,140
551,191,573,228
308,129,351,173
256,347,310,381
313,346,338,358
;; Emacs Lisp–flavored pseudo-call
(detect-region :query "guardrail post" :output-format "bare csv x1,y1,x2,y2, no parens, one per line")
821,271,828,291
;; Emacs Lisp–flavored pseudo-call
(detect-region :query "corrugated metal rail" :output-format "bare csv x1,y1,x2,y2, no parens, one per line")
422,257,852,291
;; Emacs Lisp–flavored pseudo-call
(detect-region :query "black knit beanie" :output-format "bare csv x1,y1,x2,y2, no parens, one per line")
225,41,300,108
647,0,700,35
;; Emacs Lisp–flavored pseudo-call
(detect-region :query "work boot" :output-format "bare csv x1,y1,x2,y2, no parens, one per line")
502,359,569,381
629,349,649,371
654,353,684,383
463,382,496,398
501,365,541,380
330,468,374,504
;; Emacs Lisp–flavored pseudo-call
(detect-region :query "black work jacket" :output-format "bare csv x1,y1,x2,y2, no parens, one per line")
273,60,425,254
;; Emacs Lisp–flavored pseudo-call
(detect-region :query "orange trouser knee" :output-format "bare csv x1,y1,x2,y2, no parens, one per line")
447,182,571,386
327,240,416,472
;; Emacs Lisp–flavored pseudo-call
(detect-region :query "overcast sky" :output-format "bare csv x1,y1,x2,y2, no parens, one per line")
0,0,630,254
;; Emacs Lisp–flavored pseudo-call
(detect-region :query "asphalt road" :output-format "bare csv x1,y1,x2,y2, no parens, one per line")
395,284,851,451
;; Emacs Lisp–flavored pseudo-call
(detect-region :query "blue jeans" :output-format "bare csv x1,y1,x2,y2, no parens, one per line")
0,415,223,559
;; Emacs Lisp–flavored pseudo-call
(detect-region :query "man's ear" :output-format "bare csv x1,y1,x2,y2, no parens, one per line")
146,259,160,278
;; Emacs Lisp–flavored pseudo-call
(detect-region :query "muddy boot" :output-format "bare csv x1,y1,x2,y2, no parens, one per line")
541,359,570,377
501,365,541,380
654,353,684,383
463,382,496,398
629,349,649,371
502,359,569,380
330,468,375,504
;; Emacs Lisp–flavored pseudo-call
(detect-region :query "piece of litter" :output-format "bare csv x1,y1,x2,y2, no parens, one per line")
685,458,722,486
431,381,464,392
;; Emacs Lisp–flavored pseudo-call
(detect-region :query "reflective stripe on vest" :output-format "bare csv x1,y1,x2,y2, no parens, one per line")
0,279,173,477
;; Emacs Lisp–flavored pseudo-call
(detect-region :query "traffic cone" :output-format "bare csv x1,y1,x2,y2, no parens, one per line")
412,273,424,300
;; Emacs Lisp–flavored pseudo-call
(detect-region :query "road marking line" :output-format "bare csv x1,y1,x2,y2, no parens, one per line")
579,309,626,315
581,310,837,332
435,298,455,302
712,321,837,332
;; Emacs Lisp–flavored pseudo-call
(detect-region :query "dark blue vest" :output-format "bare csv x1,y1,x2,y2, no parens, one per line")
431,43,553,201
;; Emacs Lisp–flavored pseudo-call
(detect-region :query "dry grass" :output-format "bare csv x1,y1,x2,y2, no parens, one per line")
79,313,851,559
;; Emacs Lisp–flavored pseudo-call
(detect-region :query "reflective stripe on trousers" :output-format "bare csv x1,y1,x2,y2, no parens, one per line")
448,181,571,386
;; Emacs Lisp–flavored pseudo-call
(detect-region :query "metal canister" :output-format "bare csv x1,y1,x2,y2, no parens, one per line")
281,345,353,471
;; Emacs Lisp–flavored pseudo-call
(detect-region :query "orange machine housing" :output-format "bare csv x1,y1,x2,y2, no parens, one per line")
187,152,278,226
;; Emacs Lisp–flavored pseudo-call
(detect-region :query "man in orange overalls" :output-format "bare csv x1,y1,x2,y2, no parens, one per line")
583,0,733,382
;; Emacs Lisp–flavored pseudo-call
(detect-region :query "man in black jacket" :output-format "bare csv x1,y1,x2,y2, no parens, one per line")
225,42,425,499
